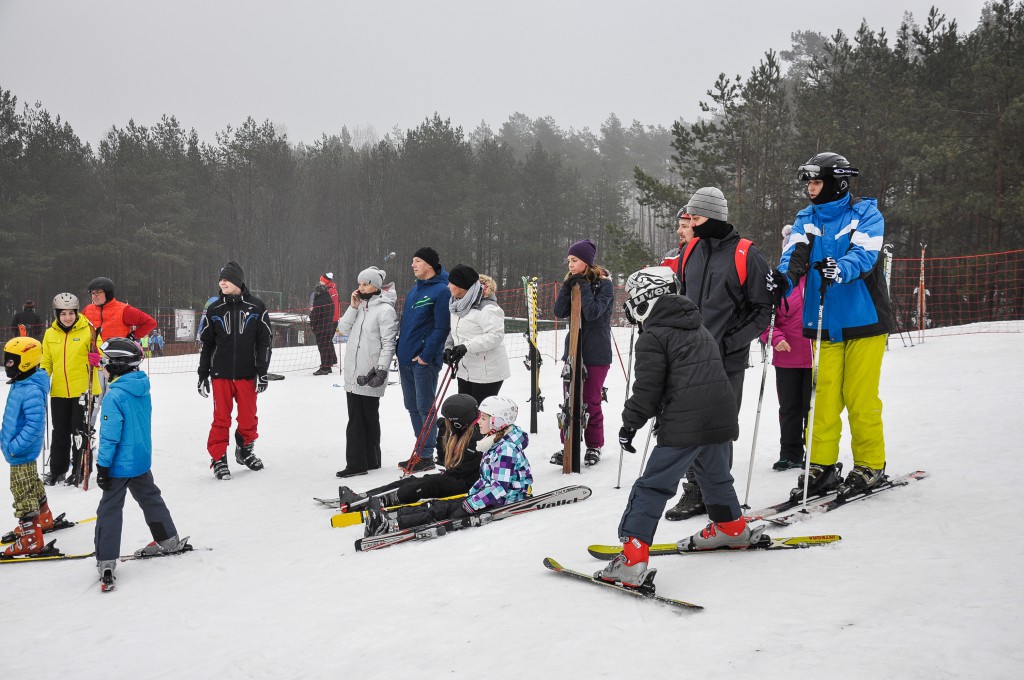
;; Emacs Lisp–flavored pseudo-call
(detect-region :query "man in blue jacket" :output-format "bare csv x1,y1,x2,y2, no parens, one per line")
396,247,451,472
769,152,893,499
93,338,185,591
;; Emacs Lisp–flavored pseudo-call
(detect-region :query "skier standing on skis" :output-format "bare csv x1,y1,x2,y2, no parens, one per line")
662,187,773,521
767,152,893,498
93,338,185,591
550,239,613,467
336,266,398,478
2,337,62,558
443,264,511,403
197,261,273,480
599,267,764,588
365,395,532,536
337,393,484,509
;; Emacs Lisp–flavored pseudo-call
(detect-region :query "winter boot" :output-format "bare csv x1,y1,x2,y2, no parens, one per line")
584,448,602,466
211,456,231,480
43,471,65,486
2,513,44,557
364,497,399,537
772,457,804,471
549,450,564,466
595,537,656,589
98,560,117,592
790,462,843,501
313,366,332,376
234,432,264,471
683,518,768,551
135,535,186,558
406,457,435,473
837,465,886,498
664,482,705,521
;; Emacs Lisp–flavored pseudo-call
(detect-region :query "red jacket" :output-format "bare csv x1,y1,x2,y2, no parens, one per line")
82,299,156,340
325,281,340,322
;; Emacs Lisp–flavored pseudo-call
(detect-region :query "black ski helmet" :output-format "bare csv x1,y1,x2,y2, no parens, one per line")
440,394,479,434
797,152,859,182
88,276,115,301
99,337,144,376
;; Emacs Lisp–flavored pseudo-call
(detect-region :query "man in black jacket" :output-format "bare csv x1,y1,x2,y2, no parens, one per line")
664,186,773,521
598,267,765,588
197,261,273,480
11,301,43,340
309,281,336,375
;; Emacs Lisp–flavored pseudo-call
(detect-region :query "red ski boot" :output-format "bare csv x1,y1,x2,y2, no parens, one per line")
2,514,44,557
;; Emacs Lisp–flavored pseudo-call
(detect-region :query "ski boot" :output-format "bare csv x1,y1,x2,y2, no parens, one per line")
790,462,843,501
43,471,65,486
595,537,656,590
683,518,768,551
234,432,264,471
211,456,231,480
549,450,564,466
337,486,368,509
135,535,186,558
584,448,602,466
364,497,399,537
837,465,886,499
664,482,705,521
2,513,44,557
98,560,117,592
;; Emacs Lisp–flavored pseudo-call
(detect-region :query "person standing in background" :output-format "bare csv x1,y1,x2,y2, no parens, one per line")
11,300,44,340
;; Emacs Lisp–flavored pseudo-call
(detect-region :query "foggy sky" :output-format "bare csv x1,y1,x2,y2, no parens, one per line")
0,0,988,147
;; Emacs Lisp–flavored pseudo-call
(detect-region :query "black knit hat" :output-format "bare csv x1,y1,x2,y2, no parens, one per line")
219,261,245,289
448,264,479,290
412,247,441,272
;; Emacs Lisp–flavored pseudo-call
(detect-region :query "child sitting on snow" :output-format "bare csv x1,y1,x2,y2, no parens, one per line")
364,395,532,536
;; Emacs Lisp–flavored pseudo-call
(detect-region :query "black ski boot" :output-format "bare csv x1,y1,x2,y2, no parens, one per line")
234,432,264,471
337,486,368,508
584,448,601,466
790,462,843,501
837,465,886,499
550,450,564,466
664,482,705,521
364,497,398,537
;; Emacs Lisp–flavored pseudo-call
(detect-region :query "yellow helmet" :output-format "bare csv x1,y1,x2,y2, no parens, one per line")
4,337,43,375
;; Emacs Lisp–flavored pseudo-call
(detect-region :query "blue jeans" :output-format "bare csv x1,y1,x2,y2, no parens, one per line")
618,442,741,545
399,361,442,460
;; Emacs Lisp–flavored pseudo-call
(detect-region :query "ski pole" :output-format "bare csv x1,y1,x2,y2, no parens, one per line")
741,305,777,508
800,269,830,508
638,423,654,473
615,324,636,489
402,364,454,476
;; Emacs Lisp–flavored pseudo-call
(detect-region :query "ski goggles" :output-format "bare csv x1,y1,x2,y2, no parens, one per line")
797,164,859,181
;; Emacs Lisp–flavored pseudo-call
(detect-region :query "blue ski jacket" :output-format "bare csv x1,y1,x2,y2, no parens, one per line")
98,370,153,478
396,269,451,367
1,370,49,465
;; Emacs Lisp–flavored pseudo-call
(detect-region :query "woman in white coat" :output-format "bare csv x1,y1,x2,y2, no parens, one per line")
336,266,399,478
442,265,511,403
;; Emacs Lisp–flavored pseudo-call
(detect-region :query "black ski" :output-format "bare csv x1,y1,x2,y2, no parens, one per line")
355,485,592,552
543,557,702,611
766,470,929,526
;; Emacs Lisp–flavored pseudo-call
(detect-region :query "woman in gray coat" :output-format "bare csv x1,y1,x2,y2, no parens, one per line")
336,266,399,478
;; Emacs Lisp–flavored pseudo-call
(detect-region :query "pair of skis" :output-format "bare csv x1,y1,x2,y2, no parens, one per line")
559,284,584,473
1,536,208,564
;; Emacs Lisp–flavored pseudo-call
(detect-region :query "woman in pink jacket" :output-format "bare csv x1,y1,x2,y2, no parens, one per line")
760,226,814,471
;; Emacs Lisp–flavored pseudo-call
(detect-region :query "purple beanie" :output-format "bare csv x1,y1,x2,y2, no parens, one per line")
567,239,597,266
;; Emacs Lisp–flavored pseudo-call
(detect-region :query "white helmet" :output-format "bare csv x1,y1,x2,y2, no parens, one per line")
479,396,518,432
53,292,80,310
624,266,678,324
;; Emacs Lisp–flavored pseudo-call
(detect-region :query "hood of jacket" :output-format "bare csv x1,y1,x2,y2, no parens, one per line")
371,282,398,309
108,370,150,398
641,294,703,332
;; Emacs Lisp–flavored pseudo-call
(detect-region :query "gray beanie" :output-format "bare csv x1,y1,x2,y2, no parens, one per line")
357,266,386,289
685,187,728,222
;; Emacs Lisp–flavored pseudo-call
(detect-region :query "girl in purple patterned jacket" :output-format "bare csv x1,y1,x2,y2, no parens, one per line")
364,396,533,535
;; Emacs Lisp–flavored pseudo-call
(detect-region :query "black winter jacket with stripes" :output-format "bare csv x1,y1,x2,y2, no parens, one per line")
198,288,273,381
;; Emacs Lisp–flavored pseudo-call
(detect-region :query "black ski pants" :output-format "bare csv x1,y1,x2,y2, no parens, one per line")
776,367,812,462
345,392,381,473
49,396,85,478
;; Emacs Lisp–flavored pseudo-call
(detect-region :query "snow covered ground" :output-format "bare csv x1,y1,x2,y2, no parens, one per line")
3,327,1022,679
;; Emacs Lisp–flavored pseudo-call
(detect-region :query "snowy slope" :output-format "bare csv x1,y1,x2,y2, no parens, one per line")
3,329,1022,680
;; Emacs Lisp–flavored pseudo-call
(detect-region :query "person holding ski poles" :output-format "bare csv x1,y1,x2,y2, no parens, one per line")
550,239,613,468
767,152,893,499
442,264,510,403
395,247,451,473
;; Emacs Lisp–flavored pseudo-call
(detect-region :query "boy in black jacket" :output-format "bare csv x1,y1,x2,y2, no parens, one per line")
597,267,765,589
197,261,273,480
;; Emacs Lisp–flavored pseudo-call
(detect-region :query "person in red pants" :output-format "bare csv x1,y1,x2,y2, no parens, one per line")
197,261,273,480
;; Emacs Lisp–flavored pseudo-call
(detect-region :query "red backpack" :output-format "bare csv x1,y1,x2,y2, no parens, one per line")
676,236,754,286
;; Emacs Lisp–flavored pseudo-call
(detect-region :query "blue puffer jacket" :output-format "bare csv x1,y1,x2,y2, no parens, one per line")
1,370,50,465
780,194,893,342
97,371,153,478
396,270,452,367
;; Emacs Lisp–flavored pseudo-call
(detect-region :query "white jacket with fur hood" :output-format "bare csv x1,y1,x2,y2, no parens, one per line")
445,275,511,384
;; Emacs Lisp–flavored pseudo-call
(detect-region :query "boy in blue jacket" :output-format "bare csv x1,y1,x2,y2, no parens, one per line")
2,338,61,558
93,338,184,591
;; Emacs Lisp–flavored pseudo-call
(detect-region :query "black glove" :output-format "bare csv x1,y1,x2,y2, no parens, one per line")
766,268,791,306
96,465,110,491
198,376,210,398
618,426,637,453
442,348,454,366
255,374,269,394
126,331,137,342
365,367,388,388
449,345,467,366
815,257,842,285
563,274,586,289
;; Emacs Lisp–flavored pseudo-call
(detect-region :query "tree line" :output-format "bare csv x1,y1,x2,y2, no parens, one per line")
1,1,1021,321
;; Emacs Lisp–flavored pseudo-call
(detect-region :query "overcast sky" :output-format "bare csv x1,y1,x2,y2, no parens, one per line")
0,0,988,147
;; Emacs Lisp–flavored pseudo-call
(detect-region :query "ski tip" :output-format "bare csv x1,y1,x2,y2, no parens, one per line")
542,557,563,571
